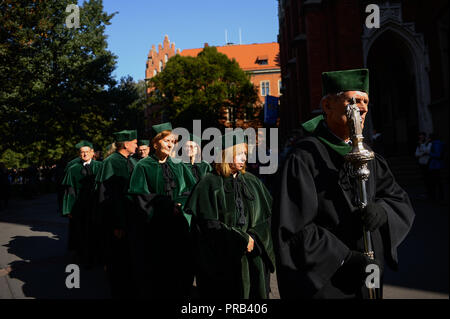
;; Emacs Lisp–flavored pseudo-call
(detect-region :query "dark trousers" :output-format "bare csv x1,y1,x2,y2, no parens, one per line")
105,235,133,299
419,164,432,197
429,169,444,200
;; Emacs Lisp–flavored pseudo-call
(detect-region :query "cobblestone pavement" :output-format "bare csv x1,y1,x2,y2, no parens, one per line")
0,190,448,299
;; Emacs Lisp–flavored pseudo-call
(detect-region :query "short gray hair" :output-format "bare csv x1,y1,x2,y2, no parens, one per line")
320,91,345,109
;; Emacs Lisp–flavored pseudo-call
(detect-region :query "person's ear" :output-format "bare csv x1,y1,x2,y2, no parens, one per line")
322,96,332,114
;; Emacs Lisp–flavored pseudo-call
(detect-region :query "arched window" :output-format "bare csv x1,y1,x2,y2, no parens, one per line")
165,54,169,63
153,69,157,76
159,60,163,72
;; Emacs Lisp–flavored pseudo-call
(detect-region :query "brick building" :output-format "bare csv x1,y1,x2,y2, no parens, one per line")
144,38,281,131
145,35,180,93
180,42,281,105
278,0,448,156
144,35,180,132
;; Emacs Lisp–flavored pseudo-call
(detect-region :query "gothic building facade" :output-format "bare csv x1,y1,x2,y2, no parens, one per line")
278,0,448,156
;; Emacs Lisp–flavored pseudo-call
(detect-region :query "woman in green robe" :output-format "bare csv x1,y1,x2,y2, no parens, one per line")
182,134,212,182
184,132,276,299
128,122,197,299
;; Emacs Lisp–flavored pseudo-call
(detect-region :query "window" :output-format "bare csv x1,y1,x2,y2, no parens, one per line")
278,80,282,95
256,55,269,65
153,69,157,76
227,106,235,123
165,54,169,63
159,60,163,72
260,81,270,96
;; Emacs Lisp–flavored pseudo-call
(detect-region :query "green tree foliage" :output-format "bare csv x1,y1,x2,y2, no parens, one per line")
0,0,147,167
148,46,259,130
0,149,25,169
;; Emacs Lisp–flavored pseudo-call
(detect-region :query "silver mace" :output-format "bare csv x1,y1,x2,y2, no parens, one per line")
344,98,379,299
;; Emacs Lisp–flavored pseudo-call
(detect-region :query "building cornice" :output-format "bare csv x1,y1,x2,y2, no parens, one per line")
245,68,281,75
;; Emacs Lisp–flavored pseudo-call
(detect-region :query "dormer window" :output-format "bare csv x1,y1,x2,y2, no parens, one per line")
256,55,268,65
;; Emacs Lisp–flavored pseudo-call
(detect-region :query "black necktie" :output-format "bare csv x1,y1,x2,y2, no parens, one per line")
233,175,246,226
161,162,176,198
191,164,200,182
81,163,92,176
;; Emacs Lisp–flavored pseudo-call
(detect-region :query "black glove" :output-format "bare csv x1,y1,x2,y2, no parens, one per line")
360,203,387,232
332,250,382,294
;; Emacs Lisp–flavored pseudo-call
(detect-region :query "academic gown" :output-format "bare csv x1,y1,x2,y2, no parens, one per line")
96,151,137,298
62,160,103,265
184,171,276,299
185,160,212,182
64,157,83,173
128,154,197,298
272,116,415,299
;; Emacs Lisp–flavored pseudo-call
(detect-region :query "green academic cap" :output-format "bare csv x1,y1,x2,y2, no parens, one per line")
75,140,93,149
113,130,138,142
138,139,150,146
152,122,172,134
321,68,369,96
221,130,248,150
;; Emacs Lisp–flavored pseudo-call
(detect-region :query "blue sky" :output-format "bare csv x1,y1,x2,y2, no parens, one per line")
99,0,279,82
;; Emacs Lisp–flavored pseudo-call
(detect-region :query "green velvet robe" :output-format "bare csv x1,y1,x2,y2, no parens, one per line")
127,154,197,298
61,160,103,264
62,160,103,215
96,151,137,298
184,171,276,299
64,157,82,173
128,154,197,225
96,152,137,229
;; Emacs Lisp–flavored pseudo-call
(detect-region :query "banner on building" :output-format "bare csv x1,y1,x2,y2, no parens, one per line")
264,95,279,125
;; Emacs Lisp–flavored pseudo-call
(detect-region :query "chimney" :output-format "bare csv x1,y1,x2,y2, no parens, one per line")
204,43,209,48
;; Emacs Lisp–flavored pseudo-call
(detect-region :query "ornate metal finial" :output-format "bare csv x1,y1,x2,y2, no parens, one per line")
344,98,374,183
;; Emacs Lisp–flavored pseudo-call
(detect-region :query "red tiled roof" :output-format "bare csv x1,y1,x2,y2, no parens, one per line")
180,42,280,71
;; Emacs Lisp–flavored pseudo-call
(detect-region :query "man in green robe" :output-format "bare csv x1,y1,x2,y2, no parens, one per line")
62,140,103,266
96,129,138,298
272,69,415,299
184,131,276,299
135,139,150,160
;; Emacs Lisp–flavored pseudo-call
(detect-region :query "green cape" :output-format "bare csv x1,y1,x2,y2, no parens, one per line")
184,171,275,298
64,157,82,173
62,160,103,215
302,115,352,156
185,160,212,182
96,152,137,229
96,152,137,183
128,154,197,224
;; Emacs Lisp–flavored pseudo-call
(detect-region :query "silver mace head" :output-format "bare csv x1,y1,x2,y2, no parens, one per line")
344,98,374,180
